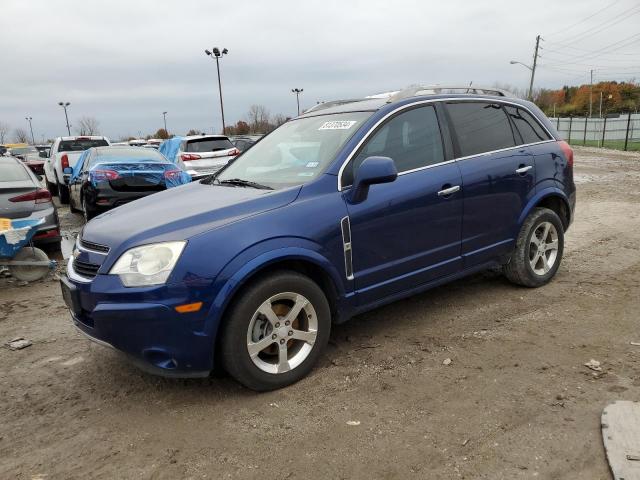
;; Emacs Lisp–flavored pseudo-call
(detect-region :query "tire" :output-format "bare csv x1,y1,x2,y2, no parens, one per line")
220,270,331,391
58,183,70,204
46,178,58,197
82,195,96,222
10,247,50,282
503,207,564,287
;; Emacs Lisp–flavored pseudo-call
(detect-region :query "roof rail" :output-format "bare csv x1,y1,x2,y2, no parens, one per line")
387,85,516,103
304,99,369,113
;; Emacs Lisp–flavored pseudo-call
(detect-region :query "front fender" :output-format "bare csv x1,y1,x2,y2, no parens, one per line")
204,240,347,338
517,187,571,228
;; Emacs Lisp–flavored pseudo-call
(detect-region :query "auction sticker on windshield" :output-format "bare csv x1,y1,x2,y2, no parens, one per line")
319,121,358,130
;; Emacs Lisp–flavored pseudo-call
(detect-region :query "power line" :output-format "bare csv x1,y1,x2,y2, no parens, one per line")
552,4,640,45
544,0,621,37
545,33,640,64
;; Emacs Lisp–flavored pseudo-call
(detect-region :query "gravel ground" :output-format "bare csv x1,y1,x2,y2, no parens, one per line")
1,146,639,479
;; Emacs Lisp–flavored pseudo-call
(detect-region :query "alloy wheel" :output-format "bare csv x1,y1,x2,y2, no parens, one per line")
529,221,559,276
246,292,318,374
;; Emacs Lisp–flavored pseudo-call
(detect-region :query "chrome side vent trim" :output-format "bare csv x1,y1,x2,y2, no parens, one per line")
341,216,354,280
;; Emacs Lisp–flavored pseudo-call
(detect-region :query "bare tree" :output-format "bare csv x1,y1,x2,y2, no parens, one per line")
0,121,9,143
13,128,29,143
246,105,270,134
76,116,100,135
272,113,289,128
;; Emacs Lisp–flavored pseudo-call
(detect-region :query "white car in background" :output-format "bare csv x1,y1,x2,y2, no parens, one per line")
44,136,110,203
177,135,239,178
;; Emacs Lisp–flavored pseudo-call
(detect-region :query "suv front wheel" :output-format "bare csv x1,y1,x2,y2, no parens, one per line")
504,207,565,287
220,271,331,391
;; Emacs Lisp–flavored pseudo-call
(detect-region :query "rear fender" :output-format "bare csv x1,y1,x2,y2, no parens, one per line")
517,187,570,230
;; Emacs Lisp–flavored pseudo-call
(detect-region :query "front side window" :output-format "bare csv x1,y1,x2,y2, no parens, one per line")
504,106,551,145
214,111,372,190
342,105,445,187
446,102,516,157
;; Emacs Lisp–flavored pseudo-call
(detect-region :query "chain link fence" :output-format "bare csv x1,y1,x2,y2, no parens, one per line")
550,113,640,151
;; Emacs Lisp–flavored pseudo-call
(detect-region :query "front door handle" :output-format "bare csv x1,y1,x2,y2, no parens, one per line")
437,185,461,197
515,165,533,174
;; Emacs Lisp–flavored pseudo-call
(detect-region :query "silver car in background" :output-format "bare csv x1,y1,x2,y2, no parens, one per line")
0,157,61,248
178,134,239,178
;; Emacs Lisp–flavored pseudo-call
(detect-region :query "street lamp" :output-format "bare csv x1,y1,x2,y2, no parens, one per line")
205,47,229,134
509,60,535,100
25,117,35,145
58,102,71,136
162,111,168,134
292,88,304,116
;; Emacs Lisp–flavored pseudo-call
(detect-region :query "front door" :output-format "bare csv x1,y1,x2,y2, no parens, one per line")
341,105,463,305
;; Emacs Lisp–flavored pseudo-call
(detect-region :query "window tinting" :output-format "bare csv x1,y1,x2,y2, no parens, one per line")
0,161,31,182
185,138,234,152
343,106,444,187
446,102,516,157
504,106,551,144
58,139,109,152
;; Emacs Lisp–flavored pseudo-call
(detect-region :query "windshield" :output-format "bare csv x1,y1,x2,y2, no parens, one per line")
9,147,37,155
214,112,372,189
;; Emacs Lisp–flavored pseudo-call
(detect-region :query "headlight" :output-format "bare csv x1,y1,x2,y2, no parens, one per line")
109,241,186,287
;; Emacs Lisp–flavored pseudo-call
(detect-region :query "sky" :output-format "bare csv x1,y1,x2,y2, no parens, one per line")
1,0,638,142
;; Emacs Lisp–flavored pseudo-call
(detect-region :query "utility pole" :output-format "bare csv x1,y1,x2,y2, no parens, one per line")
527,35,541,101
162,111,168,135
589,69,594,118
599,91,603,118
25,117,35,145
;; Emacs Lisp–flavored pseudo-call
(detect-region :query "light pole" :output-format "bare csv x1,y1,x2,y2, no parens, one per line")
205,47,228,134
58,102,71,135
509,60,535,100
25,117,35,145
292,88,304,116
162,111,168,135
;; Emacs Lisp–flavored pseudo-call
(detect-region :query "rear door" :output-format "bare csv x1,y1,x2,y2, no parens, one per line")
445,101,535,267
341,104,463,304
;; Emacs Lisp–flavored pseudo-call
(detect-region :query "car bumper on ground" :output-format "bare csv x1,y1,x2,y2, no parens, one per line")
21,206,61,245
60,262,215,378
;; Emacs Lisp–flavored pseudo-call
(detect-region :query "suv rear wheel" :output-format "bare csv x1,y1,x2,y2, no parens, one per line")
220,271,331,391
504,207,564,287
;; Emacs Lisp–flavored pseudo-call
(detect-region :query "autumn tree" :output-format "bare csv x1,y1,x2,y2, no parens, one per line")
154,128,169,139
246,104,270,133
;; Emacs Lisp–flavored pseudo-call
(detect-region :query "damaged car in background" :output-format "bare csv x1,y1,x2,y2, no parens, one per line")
67,146,191,221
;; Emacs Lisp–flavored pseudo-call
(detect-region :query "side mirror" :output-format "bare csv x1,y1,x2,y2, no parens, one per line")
348,156,397,204
63,167,73,175
39,151,48,158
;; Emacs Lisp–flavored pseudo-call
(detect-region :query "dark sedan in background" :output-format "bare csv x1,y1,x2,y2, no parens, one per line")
0,157,61,247
68,146,191,220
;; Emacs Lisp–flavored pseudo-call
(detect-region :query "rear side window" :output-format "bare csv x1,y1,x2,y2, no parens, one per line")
59,139,109,152
343,105,445,186
446,102,516,157
0,161,31,182
504,106,551,144
185,138,234,152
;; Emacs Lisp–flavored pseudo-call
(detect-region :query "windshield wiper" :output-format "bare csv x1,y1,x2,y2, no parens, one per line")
219,178,273,190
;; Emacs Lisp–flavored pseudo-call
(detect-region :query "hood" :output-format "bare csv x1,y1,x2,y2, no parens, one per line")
81,181,300,249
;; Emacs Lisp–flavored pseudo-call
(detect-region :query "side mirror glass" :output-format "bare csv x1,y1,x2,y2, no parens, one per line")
348,156,397,204
39,151,48,158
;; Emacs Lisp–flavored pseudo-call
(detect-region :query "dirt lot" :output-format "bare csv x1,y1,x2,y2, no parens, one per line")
1,146,639,479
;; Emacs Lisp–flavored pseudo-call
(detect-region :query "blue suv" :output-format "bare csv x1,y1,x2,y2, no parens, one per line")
60,86,576,391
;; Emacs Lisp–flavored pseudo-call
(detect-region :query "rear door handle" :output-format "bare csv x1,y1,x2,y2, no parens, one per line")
437,185,461,197
515,165,533,174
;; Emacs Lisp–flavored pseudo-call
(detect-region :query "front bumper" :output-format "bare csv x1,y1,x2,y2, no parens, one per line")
61,262,215,377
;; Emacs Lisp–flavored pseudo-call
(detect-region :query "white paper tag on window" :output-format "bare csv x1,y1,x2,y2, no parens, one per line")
306,161,319,168
319,121,358,130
